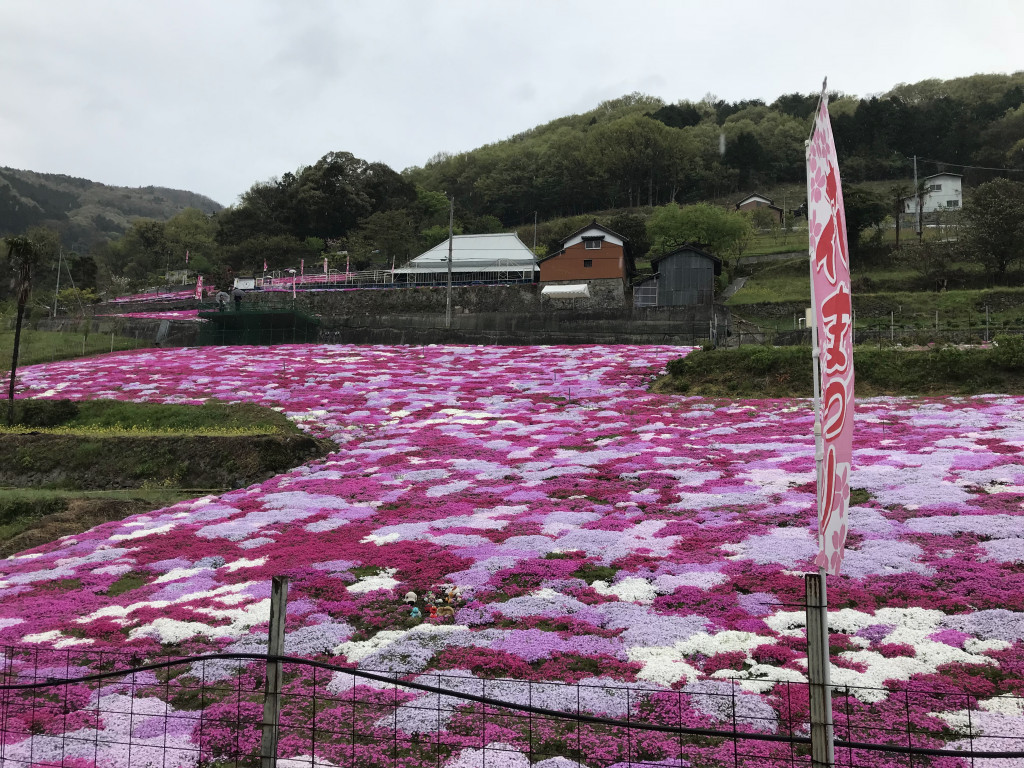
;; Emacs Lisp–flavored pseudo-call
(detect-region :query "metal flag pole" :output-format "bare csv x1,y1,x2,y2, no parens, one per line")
805,76,835,768
446,196,454,330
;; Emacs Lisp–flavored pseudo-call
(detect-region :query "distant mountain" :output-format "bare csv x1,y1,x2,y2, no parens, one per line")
0,167,223,251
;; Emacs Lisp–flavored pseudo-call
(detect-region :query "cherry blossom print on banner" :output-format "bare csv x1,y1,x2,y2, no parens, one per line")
807,93,855,576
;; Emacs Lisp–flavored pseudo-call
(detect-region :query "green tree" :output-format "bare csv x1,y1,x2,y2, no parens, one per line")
842,186,888,257
164,208,220,273
351,210,418,267
894,240,957,291
413,187,451,226
4,235,41,425
464,214,504,234
748,207,776,231
960,178,1024,280
977,105,1024,167
54,287,100,314
420,223,464,251
649,102,702,129
889,183,911,247
646,203,752,258
222,235,320,274
722,131,766,187
101,219,171,285
608,213,651,260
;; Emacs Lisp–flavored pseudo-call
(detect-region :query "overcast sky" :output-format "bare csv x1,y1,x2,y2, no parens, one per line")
2,0,1022,207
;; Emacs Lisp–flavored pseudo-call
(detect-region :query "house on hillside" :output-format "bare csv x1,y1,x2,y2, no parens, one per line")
904,173,963,214
633,244,721,308
538,221,635,305
735,193,784,224
392,233,538,285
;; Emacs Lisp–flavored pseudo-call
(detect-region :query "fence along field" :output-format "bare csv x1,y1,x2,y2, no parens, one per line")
1,344,1024,766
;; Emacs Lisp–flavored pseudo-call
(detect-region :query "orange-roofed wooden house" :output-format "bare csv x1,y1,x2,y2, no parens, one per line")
538,221,635,305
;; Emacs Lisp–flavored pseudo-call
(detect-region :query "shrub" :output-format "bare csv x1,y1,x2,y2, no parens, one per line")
12,399,80,427
747,349,778,375
926,346,967,380
992,334,1024,370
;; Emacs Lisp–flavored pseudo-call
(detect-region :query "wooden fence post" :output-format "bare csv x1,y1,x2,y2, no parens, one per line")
261,576,288,768
806,572,835,767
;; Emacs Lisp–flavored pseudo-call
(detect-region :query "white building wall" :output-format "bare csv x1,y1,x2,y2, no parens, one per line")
563,228,624,249
904,174,963,214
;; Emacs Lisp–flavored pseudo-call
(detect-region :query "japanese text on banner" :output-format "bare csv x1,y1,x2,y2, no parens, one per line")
807,95,855,576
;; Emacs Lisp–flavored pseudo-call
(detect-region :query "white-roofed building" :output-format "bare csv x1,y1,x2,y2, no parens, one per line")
904,173,963,213
393,233,539,285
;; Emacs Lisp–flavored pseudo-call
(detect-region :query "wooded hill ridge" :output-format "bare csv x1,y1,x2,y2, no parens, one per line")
406,72,1024,225
3,72,1024,296
0,167,222,252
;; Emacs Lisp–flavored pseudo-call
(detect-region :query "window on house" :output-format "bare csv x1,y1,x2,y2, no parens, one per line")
947,199,959,208
583,259,593,268
584,239,602,249
927,184,942,192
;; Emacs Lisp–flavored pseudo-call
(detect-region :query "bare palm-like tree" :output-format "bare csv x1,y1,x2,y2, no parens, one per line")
890,184,910,248
5,235,39,426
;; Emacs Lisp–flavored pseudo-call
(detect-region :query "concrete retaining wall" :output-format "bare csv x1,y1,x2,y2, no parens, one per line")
103,281,635,316
55,283,731,347
319,307,726,346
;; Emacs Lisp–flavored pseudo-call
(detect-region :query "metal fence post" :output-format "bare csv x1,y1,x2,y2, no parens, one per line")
806,573,835,767
261,576,288,768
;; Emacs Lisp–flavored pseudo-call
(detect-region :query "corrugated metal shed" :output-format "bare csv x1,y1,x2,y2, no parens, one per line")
648,244,721,307
394,233,538,277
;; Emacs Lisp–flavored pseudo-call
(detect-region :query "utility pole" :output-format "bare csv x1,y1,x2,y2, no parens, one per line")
445,196,454,330
782,192,788,241
52,249,62,318
533,211,538,250
913,155,922,241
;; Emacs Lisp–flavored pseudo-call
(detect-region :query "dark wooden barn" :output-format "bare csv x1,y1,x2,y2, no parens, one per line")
633,244,722,308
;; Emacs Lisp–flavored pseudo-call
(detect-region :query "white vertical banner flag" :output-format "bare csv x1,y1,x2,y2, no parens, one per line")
807,92,855,576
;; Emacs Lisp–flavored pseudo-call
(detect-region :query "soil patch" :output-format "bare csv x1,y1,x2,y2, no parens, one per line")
0,496,175,558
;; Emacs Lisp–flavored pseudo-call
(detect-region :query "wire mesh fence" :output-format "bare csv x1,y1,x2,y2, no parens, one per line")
2,646,1023,768
750,324,1024,348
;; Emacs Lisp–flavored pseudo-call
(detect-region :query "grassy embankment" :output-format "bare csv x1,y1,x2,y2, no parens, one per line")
727,255,1024,333
654,338,1024,398
0,399,331,556
0,324,150,370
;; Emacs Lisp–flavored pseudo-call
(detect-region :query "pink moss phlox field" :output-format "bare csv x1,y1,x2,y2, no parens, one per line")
96,310,204,321
4,343,1024,766
104,288,216,304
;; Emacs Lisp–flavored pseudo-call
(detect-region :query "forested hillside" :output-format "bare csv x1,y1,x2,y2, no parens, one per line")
3,72,1023,297
0,167,222,250
407,73,1024,224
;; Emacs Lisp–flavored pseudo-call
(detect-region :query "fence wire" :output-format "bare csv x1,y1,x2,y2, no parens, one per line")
1,647,1022,767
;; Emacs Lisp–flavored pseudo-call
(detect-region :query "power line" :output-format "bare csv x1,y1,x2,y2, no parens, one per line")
914,156,1024,174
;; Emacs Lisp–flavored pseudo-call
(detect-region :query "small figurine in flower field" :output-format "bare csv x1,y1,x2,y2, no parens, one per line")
436,606,455,619
403,591,417,605
410,606,422,619
427,605,438,619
